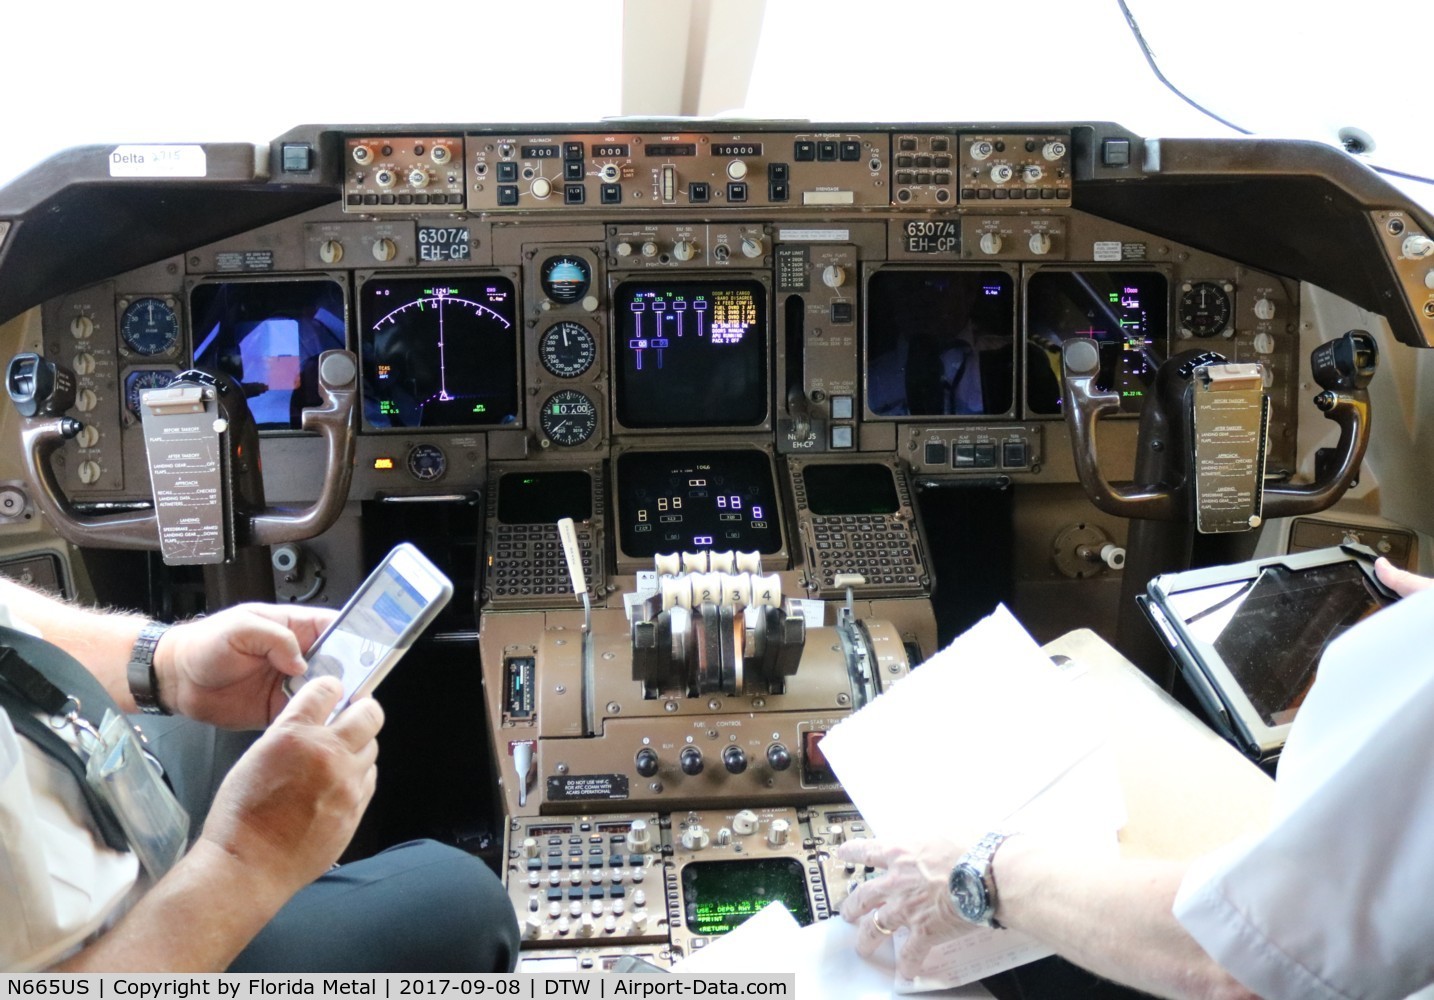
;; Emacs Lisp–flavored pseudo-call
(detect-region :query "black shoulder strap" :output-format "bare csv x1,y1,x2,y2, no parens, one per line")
0,625,131,851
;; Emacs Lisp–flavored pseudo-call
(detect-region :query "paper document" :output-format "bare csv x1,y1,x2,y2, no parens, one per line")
819,605,1126,991
674,902,995,998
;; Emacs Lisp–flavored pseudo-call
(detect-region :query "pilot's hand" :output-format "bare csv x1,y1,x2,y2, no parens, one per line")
155,603,339,727
838,836,970,979
1375,557,1433,598
198,677,381,897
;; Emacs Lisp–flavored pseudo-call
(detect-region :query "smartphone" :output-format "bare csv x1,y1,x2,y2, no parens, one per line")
284,542,454,720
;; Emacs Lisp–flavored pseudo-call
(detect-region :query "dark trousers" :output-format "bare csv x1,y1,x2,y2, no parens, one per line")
229,840,519,973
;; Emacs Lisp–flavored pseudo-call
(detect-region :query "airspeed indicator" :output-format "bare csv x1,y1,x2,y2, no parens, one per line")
539,321,597,378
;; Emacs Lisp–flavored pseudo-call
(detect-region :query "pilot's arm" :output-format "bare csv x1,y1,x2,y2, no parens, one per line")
52,678,382,972
0,577,336,727
841,557,1434,1000
840,836,1252,1000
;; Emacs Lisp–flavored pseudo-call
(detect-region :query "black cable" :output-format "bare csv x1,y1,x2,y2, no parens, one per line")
1116,0,1434,188
1115,0,1252,136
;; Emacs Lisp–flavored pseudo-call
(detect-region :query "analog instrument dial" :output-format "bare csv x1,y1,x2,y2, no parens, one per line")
540,255,591,304
120,297,181,355
539,389,597,446
406,443,447,482
118,296,178,354
1179,282,1233,338
123,368,178,418
538,321,597,378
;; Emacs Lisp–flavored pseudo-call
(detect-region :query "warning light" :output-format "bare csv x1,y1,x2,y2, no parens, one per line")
373,457,395,470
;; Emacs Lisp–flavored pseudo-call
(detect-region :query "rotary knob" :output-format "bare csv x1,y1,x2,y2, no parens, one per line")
72,353,95,376
1042,141,1067,161
822,264,847,288
75,425,100,448
70,315,94,339
1022,164,1044,183
635,748,660,777
75,388,98,412
615,242,633,257
989,164,1013,184
1402,233,1434,259
732,809,759,835
970,140,994,161
826,823,845,846
531,177,553,199
740,236,764,259
319,239,344,264
1253,297,1277,321
681,825,710,851
373,168,397,189
727,159,749,181
77,460,102,485
407,168,430,188
722,745,748,774
766,743,792,771
1253,332,1276,354
626,819,652,853
679,746,704,775
767,818,791,847
641,241,660,258
522,836,539,858
1028,232,1052,256
979,232,1004,255
672,240,697,262
372,238,398,262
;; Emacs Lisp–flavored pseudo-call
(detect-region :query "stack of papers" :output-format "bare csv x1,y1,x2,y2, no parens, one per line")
819,604,1126,991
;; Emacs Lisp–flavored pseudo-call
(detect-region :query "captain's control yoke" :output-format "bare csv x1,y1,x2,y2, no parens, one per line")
6,350,359,601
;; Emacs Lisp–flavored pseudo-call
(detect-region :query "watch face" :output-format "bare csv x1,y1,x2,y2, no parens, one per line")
949,863,989,923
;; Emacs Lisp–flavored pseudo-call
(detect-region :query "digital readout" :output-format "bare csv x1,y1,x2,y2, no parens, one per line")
520,145,560,159
712,143,762,157
592,144,630,158
646,143,697,157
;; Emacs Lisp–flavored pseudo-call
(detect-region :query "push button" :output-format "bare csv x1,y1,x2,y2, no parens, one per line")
1002,441,1029,468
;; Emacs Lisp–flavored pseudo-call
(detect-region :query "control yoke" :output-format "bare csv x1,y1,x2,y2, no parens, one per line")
5,350,359,560
1060,331,1376,529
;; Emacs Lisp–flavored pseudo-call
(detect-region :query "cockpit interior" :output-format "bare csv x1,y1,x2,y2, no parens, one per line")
2,1,1431,988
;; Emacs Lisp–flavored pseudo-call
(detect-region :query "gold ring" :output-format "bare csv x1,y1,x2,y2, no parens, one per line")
871,911,895,936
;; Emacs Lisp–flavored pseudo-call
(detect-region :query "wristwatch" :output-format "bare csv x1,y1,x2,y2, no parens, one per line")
127,621,172,715
948,830,1015,929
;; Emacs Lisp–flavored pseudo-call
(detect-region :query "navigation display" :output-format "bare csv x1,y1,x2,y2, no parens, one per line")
865,269,1016,418
360,275,518,429
614,280,767,429
191,279,346,431
1025,269,1169,414
617,449,781,558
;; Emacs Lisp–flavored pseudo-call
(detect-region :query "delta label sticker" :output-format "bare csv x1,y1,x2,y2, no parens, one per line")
109,145,208,178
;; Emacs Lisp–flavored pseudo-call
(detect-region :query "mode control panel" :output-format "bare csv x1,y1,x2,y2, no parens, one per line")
464,131,891,214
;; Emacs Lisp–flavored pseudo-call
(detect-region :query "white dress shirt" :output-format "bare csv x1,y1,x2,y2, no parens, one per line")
1175,586,1434,1000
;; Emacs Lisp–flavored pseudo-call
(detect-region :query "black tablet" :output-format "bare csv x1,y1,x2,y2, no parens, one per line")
1140,545,1398,763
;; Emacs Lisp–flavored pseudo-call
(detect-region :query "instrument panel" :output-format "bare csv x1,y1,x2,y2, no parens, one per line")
35,124,1304,514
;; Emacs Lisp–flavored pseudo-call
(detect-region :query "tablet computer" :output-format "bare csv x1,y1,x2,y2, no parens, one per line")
1139,544,1398,764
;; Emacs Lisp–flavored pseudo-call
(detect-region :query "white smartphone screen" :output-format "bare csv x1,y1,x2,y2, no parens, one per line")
290,545,451,715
